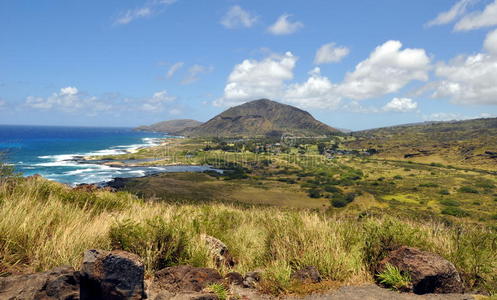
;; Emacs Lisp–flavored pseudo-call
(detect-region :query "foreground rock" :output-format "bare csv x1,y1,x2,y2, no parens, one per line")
0,266,79,300
377,246,463,294
291,266,322,283
80,249,145,300
200,234,236,268
153,265,223,293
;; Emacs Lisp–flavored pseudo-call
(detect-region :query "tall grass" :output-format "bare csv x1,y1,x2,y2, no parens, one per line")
0,177,495,294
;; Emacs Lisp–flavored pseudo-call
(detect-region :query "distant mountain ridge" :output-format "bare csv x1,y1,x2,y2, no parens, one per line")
181,99,339,137
135,119,202,135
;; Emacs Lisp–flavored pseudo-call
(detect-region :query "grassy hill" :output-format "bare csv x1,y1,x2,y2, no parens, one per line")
182,99,339,137
347,117,497,170
135,119,202,134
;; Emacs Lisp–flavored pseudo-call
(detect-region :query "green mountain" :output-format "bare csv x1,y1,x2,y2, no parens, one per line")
135,119,202,135
181,99,339,137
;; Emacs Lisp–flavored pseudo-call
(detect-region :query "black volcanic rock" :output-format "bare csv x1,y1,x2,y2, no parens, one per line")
182,99,338,137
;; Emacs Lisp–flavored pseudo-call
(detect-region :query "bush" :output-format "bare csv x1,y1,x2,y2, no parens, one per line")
419,182,439,188
109,218,190,272
331,198,348,208
441,207,470,217
393,175,403,180
440,199,460,207
324,186,341,193
459,186,479,194
439,189,450,195
307,189,322,198
377,263,411,291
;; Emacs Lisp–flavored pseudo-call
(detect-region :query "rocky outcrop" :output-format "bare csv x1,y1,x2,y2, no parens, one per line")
377,246,463,294
291,266,322,283
0,266,80,300
153,265,223,293
80,249,145,300
200,234,236,268
243,271,261,289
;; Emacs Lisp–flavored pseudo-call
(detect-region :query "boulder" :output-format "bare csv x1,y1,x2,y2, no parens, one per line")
224,272,244,285
200,234,236,268
291,266,322,283
80,249,145,300
242,271,261,289
377,246,463,294
153,265,222,293
0,266,80,300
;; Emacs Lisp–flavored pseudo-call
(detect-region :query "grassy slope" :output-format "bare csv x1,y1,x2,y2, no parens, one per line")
0,176,495,295
347,118,497,171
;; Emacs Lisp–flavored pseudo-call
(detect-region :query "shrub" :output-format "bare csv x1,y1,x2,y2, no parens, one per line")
440,199,460,207
419,182,439,188
331,198,348,208
377,263,411,291
393,175,403,180
324,186,341,193
441,207,470,217
439,189,450,195
459,186,479,194
307,189,322,198
109,218,190,272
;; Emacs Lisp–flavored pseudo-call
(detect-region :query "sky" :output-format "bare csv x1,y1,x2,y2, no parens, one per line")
1,0,497,130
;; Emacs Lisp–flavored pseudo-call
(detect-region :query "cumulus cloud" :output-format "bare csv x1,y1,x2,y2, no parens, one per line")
215,52,297,106
217,41,431,110
314,43,350,64
431,53,497,105
25,87,111,113
267,14,303,35
484,28,497,55
140,90,176,112
338,40,431,100
181,64,213,85
167,62,184,79
114,0,177,25
426,0,475,27
284,68,341,109
220,6,258,29
383,97,418,112
455,0,497,31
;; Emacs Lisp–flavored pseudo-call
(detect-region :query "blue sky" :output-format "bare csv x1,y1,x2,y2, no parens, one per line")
1,0,497,130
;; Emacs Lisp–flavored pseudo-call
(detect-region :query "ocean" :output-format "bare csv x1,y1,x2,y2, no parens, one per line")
0,125,209,185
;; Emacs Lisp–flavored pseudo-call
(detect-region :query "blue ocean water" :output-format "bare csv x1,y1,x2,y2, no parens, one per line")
0,125,171,185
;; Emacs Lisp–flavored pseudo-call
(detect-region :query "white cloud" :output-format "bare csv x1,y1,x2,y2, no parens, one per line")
217,41,431,110
426,0,475,27
114,0,177,25
181,64,213,85
167,62,184,79
338,40,431,100
431,52,497,104
455,0,497,31
314,43,350,64
0,99,6,110
423,112,467,121
383,97,418,112
215,52,297,106
140,90,176,112
284,68,341,109
484,28,497,55
220,6,257,29
25,87,111,113
267,14,303,35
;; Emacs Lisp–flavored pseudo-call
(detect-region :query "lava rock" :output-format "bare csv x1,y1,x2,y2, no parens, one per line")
291,266,322,283
377,246,463,294
154,265,222,293
80,249,145,300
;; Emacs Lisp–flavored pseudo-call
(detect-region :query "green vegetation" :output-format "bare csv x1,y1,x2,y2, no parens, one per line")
459,186,479,194
377,264,411,291
207,283,228,300
0,176,496,295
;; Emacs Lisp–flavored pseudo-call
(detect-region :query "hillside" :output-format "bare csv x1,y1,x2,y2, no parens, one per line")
135,119,202,134
182,99,339,137
347,117,497,170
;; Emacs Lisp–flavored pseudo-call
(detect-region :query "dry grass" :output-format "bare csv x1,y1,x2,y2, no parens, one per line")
0,176,495,295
